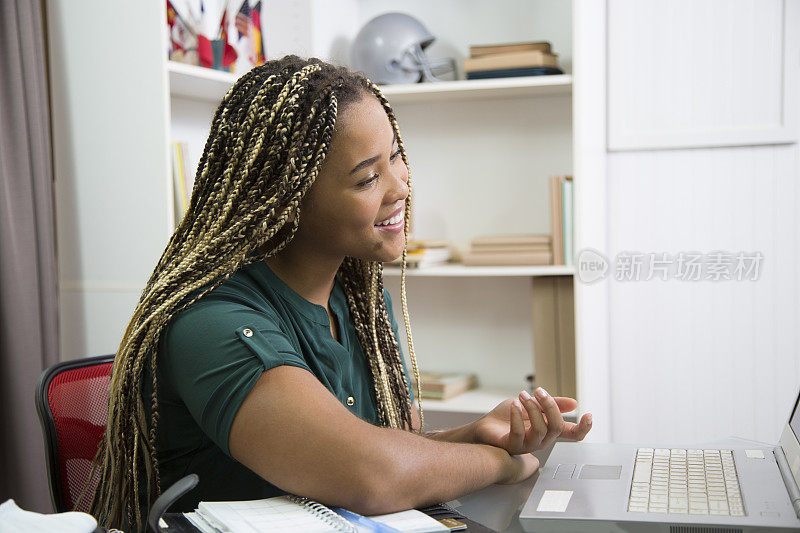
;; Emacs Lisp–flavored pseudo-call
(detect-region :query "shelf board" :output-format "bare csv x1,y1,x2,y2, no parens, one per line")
168,61,241,101
380,74,572,104
383,264,574,277
168,61,572,104
421,387,577,420
421,388,520,414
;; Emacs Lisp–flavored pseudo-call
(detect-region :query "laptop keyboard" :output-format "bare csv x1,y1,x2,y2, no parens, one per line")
627,448,745,516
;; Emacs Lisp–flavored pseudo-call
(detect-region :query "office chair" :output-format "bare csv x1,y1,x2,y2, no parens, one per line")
35,354,114,514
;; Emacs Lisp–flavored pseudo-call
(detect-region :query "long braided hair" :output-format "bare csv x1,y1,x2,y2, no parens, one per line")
88,55,424,531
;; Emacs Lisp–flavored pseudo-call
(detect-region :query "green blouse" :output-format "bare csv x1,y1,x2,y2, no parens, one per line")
142,261,413,512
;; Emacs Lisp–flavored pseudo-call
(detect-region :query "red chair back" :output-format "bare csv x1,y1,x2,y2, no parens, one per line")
35,355,114,513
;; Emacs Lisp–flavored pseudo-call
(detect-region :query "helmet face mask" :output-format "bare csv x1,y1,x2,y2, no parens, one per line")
352,12,456,84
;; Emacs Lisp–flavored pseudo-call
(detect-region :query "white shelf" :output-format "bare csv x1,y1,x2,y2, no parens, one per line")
383,264,574,277
421,388,520,414
421,387,578,421
169,61,241,101
168,60,572,104
380,74,572,104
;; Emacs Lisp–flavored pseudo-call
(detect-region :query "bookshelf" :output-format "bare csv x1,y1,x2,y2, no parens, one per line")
164,4,577,418
49,0,584,429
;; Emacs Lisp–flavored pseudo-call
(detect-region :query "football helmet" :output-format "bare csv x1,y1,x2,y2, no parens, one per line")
351,12,456,84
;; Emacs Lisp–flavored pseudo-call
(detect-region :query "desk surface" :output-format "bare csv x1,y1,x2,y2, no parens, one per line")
447,446,550,533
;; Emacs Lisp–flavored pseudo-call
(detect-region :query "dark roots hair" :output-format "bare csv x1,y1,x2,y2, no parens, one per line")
88,55,423,530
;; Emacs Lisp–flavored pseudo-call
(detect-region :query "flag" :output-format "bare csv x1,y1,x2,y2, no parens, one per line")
251,1,266,65
166,0,198,63
166,0,178,54
218,1,237,67
197,33,214,68
235,1,251,39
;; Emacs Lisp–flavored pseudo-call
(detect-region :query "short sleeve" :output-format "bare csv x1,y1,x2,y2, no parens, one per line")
383,289,415,404
160,298,312,456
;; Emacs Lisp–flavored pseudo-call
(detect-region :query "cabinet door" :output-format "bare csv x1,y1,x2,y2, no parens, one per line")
48,1,172,357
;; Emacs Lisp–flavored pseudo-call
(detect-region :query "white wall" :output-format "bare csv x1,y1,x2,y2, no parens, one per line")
602,0,800,444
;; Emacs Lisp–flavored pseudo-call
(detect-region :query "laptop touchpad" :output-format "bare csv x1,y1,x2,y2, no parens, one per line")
578,464,622,479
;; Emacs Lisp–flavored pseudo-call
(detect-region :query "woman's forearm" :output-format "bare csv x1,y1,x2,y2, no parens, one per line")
423,421,477,443
231,368,533,517
355,426,526,516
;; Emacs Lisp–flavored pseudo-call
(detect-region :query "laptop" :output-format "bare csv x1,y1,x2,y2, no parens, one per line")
519,388,800,532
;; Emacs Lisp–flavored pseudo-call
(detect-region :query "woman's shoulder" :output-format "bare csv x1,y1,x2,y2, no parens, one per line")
164,262,284,336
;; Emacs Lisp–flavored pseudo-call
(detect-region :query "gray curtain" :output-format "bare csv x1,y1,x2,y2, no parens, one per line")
0,0,60,513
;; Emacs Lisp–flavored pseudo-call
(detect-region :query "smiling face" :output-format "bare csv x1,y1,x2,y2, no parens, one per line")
293,92,410,263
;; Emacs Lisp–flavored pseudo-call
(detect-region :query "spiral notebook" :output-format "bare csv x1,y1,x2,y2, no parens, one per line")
184,495,450,532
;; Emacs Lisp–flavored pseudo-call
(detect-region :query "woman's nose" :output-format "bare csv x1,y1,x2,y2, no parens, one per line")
387,163,409,202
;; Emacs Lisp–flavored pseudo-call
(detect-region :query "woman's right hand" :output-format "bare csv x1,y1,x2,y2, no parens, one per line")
496,451,540,485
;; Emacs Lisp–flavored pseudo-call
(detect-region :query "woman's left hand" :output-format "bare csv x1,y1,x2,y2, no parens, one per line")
471,388,592,455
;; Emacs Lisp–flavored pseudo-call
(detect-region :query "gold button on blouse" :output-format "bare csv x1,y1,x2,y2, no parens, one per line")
242,328,253,337
346,396,355,406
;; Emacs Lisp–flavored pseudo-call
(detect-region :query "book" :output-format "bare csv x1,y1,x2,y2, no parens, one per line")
463,50,559,73
469,244,550,254
415,372,478,400
187,495,449,532
461,250,553,266
406,239,450,252
465,66,563,80
389,240,453,268
471,234,551,247
469,41,552,57
549,176,573,266
562,179,574,265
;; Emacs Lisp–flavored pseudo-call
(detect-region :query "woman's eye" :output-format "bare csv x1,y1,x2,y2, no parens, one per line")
358,175,378,187
390,148,401,161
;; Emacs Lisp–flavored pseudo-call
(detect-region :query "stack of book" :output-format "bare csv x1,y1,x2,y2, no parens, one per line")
463,41,563,80
414,372,478,401
462,234,553,266
550,175,574,266
390,239,452,268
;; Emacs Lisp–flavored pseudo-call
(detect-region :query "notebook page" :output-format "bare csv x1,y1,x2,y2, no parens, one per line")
367,509,449,532
198,497,342,533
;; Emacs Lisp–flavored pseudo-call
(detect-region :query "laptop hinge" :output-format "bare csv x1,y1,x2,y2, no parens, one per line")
774,446,800,519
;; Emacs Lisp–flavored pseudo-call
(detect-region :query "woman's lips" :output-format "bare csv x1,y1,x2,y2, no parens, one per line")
375,217,404,233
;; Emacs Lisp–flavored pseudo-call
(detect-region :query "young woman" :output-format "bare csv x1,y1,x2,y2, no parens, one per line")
89,55,592,531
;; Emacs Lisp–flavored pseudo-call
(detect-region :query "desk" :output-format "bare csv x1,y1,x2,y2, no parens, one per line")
163,437,775,533
444,446,552,533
